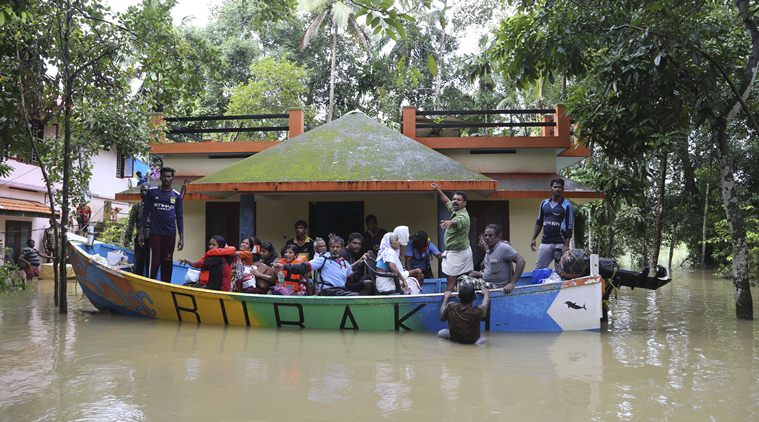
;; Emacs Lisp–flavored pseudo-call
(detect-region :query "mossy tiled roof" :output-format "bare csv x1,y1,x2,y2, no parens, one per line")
190,112,495,192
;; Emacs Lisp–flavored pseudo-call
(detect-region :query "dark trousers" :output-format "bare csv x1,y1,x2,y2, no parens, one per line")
133,235,150,277
149,234,175,283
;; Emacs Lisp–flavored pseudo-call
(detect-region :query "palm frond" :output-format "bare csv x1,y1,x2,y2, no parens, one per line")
300,9,330,50
348,15,372,53
331,1,351,30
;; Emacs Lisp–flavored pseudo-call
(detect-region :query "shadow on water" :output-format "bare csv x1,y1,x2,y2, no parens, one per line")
1,271,758,420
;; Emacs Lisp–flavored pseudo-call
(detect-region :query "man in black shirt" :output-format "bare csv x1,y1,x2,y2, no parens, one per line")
285,219,314,259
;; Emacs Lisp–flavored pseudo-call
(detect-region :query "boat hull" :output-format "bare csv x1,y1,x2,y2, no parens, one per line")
68,242,603,332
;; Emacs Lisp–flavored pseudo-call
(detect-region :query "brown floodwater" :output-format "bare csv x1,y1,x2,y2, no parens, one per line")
1,270,757,421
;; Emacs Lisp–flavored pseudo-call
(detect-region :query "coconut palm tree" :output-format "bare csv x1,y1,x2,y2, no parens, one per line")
299,0,371,121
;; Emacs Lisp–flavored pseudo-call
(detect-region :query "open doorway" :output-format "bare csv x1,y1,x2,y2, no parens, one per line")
5,220,32,262
465,201,509,269
309,201,364,241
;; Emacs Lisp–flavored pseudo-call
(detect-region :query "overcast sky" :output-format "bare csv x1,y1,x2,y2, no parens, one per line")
106,0,219,27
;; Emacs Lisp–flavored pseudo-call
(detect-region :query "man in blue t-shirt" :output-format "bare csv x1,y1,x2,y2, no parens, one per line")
139,167,184,282
530,177,574,269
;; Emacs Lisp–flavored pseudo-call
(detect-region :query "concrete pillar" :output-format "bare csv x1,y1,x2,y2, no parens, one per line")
240,194,256,240
288,109,305,139
402,106,417,138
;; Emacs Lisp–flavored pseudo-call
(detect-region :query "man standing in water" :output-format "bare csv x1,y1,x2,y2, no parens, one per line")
432,182,473,291
530,177,574,269
139,167,184,282
438,284,489,345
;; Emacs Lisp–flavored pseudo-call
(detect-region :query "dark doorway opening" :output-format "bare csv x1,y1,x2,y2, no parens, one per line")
206,202,240,248
465,201,509,270
5,220,32,262
309,202,364,242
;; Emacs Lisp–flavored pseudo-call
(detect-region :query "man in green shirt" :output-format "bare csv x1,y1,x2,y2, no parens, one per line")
432,183,473,291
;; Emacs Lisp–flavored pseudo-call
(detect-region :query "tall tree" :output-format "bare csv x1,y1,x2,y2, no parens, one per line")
487,0,758,319
299,0,372,121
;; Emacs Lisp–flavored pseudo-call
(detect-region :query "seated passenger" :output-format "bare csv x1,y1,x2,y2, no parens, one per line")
276,244,307,295
235,261,276,294
438,284,489,345
468,224,525,294
274,236,365,296
260,242,277,266
236,237,256,266
376,234,422,295
405,230,442,280
341,232,373,294
179,235,236,291
313,237,328,257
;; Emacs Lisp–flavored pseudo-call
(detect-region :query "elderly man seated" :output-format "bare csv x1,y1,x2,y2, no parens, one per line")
469,223,526,294
274,236,366,296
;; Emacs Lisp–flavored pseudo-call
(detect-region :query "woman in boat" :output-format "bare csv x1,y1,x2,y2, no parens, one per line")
376,233,422,295
276,244,307,295
236,237,255,266
260,242,277,266
179,235,236,291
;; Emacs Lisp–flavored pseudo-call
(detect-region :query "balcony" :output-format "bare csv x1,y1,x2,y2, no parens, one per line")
148,109,305,155
402,105,587,157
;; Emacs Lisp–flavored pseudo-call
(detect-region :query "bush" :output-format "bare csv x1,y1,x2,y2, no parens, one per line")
97,218,129,246
0,247,27,292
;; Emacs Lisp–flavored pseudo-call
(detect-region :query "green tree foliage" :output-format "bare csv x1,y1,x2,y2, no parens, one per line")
226,56,311,139
487,0,759,318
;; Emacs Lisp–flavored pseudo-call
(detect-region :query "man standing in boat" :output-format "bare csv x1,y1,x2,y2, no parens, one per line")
432,182,473,292
139,167,184,283
285,220,314,259
125,184,150,277
530,177,574,269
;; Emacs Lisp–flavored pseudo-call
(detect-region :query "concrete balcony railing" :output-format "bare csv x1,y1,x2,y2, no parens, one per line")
148,109,305,155
402,104,584,153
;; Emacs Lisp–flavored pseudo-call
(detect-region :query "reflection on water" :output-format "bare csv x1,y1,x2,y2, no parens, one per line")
1,271,758,420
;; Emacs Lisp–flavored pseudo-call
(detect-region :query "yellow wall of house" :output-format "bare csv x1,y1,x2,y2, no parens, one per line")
508,199,539,269
165,156,244,176
176,194,579,276
440,149,561,174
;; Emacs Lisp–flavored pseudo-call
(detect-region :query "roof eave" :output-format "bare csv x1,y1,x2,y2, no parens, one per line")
188,180,497,194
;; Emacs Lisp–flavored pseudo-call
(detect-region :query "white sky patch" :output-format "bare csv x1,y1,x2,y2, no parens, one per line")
105,0,219,27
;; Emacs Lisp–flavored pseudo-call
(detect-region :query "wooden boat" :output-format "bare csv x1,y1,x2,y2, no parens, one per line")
67,241,604,332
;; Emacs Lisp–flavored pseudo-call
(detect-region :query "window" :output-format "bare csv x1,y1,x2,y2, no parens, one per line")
116,150,134,178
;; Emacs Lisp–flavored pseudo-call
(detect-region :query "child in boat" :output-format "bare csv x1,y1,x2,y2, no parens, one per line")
179,235,236,291
276,244,307,295
438,283,489,345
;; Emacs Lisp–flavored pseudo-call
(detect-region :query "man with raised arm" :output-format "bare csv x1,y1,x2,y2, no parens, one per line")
432,182,473,292
139,167,184,283
530,177,574,269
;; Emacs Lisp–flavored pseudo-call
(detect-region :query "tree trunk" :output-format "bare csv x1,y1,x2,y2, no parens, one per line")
701,181,710,266
327,23,338,122
58,2,73,314
432,0,448,109
714,120,752,320
649,152,668,269
668,224,676,274
14,38,61,306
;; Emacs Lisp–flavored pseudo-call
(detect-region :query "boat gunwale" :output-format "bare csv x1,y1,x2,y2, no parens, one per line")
68,241,603,303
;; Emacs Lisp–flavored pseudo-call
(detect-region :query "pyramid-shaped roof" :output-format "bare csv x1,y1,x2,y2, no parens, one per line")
188,112,495,193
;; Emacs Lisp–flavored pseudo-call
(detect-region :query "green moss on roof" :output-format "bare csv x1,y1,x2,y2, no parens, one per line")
195,112,491,184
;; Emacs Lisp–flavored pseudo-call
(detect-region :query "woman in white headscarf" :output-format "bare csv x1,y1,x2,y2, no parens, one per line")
378,226,410,259
376,234,423,294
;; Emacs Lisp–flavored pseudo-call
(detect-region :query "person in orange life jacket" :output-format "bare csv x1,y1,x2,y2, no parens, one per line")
179,235,236,291
233,237,276,294
274,236,366,296
277,244,307,294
